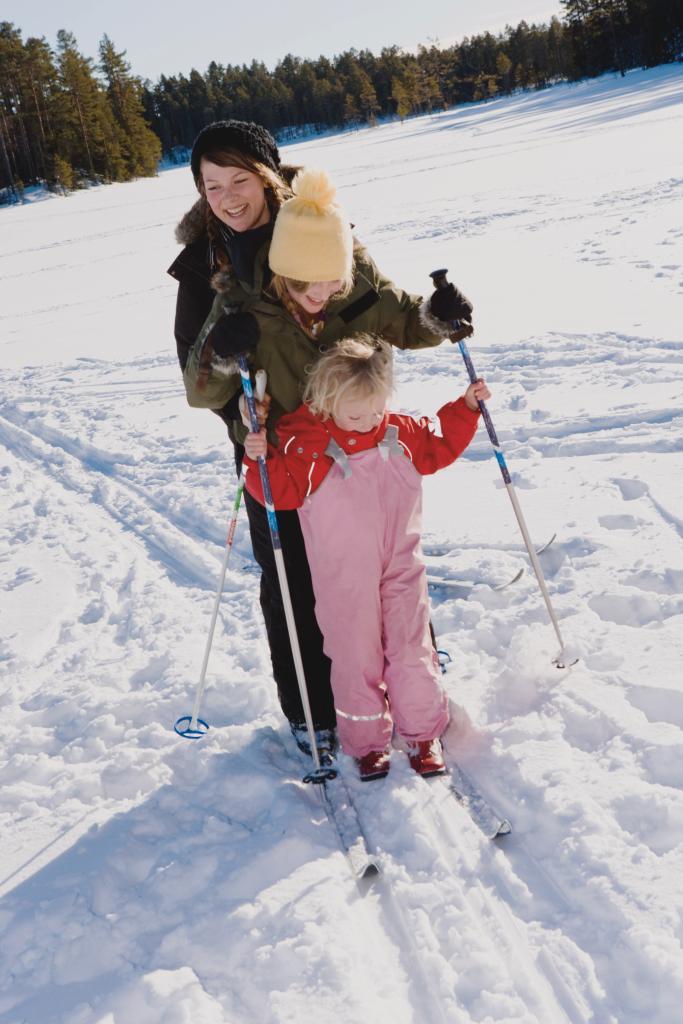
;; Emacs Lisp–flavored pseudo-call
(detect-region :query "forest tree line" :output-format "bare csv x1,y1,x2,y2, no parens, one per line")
1,0,681,198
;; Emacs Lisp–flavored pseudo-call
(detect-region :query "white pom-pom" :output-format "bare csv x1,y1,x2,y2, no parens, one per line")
291,168,337,212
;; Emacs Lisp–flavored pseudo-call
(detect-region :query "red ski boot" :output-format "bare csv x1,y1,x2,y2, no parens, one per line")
407,739,446,777
357,749,390,781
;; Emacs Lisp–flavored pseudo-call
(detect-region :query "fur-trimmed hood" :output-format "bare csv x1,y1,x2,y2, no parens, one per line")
171,201,264,298
175,198,207,247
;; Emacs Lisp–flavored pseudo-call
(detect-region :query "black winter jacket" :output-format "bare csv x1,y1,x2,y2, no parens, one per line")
167,199,271,431
168,235,215,373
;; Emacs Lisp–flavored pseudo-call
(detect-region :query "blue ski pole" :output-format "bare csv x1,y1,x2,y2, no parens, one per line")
430,269,574,668
238,355,337,782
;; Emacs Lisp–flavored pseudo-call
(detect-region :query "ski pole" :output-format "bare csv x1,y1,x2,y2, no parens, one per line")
175,480,244,737
237,355,336,783
174,371,266,738
430,268,574,668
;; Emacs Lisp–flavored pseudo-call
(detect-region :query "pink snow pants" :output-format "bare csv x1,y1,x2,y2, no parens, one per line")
298,439,449,758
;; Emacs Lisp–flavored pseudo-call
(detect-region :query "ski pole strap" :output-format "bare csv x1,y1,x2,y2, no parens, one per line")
225,477,244,544
237,356,281,548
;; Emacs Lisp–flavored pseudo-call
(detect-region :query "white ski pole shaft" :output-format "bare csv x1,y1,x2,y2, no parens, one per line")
504,480,565,654
189,477,244,732
184,370,267,734
463,344,567,659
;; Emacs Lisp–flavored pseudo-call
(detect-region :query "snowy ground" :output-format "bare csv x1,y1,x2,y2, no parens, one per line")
1,64,682,1023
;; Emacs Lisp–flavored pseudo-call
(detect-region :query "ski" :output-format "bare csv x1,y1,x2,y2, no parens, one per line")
427,567,523,593
535,532,557,555
264,729,380,885
437,760,512,840
319,774,381,884
426,533,557,595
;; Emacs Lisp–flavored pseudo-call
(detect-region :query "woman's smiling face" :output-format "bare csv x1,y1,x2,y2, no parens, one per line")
201,160,270,232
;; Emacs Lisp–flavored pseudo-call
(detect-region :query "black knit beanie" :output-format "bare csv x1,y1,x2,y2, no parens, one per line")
190,120,281,182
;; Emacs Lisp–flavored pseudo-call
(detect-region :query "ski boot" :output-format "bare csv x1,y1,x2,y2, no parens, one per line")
289,721,338,766
357,749,391,782
407,738,446,778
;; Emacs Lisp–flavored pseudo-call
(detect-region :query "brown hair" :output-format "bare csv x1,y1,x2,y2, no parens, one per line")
198,149,295,273
303,335,394,420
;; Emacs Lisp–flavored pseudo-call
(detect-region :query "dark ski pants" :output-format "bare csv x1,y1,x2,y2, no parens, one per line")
244,487,335,730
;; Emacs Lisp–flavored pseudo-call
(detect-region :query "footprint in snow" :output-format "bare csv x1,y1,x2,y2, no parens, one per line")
623,569,683,595
627,684,683,730
588,592,663,626
598,514,644,530
612,477,648,501
4,566,39,590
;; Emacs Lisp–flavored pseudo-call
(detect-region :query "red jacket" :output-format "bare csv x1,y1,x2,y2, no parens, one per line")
244,397,480,511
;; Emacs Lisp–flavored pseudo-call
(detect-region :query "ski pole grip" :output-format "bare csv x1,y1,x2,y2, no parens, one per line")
430,268,450,291
430,267,464,335
238,359,261,435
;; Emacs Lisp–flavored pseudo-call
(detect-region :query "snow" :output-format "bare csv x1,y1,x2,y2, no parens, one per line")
1,63,682,1022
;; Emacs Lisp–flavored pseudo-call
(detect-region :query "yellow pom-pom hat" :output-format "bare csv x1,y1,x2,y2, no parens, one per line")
268,168,353,283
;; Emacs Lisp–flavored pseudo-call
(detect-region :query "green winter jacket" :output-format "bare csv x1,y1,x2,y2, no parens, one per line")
183,243,449,446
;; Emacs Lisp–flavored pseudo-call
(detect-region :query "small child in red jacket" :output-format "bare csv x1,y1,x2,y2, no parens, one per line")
244,335,490,781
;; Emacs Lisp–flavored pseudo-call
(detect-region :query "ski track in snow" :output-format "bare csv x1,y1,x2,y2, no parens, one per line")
1,64,683,1022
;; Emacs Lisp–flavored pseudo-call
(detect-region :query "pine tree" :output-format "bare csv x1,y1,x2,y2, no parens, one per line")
52,152,75,191
1,24,63,191
496,52,513,93
342,93,359,127
358,70,380,125
56,30,125,182
0,22,27,190
401,65,425,114
391,77,411,121
98,35,160,178
23,36,61,181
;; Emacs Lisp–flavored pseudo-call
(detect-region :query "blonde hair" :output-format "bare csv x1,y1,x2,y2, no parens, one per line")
268,237,365,306
304,336,394,420
269,271,354,305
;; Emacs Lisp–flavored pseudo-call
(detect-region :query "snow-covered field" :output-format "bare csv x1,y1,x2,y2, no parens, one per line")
1,64,682,1023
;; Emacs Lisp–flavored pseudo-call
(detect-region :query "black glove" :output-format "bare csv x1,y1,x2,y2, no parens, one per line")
207,310,260,359
429,284,473,325
448,322,474,342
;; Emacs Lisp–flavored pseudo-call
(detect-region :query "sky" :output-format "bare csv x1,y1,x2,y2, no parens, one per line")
4,0,562,81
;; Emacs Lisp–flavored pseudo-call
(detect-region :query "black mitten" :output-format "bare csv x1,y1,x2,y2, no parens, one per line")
207,310,260,358
429,283,473,324
449,322,474,342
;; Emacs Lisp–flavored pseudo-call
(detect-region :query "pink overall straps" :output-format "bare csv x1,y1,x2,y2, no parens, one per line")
298,429,449,758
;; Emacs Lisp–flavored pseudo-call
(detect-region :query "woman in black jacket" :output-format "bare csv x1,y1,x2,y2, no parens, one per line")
167,120,336,760
168,120,293,428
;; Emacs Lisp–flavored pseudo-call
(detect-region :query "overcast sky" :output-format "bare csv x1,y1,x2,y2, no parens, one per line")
4,0,562,81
